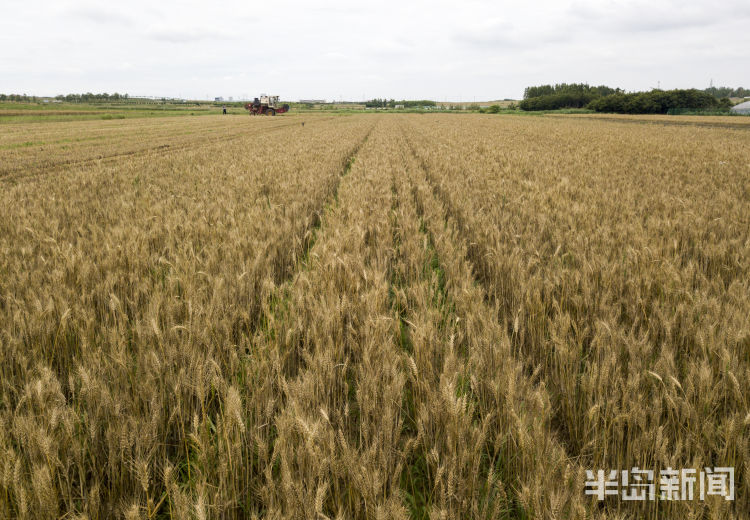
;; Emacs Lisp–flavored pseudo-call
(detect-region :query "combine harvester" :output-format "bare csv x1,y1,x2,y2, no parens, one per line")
245,95,290,116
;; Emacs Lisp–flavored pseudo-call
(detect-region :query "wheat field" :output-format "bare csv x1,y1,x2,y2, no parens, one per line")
0,113,747,519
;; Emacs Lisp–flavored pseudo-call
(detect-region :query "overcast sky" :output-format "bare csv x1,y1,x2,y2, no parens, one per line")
2,0,748,101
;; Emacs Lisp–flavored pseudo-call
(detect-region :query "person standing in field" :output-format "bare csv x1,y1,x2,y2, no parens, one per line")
222,105,227,115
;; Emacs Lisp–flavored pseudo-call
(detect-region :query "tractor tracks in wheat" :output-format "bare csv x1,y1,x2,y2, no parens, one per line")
396,116,587,515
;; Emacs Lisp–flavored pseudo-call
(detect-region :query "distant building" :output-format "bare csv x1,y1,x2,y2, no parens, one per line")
395,104,405,109
730,101,750,115
228,96,233,101
215,97,224,102
299,99,326,104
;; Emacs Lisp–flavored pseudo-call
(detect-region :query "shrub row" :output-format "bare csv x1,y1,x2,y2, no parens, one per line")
519,91,598,111
587,89,720,114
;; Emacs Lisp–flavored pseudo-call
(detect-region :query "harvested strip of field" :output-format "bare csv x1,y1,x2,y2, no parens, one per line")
0,113,227,145
546,112,750,130
0,105,211,124
546,112,750,125
0,115,312,178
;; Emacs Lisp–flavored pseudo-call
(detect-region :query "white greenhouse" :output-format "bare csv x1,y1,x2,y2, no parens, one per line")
729,100,750,114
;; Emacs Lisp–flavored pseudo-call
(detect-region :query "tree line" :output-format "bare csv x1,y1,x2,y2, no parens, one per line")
364,98,437,108
0,92,130,103
520,83,623,111
520,83,741,113
523,83,621,99
704,86,750,98
587,90,727,114
0,94,37,102
55,93,129,102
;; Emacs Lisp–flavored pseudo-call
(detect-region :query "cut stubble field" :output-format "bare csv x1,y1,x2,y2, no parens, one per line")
0,113,748,519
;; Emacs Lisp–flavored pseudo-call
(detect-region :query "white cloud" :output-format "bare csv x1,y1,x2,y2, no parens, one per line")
0,0,748,100
146,26,234,43
65,5,134,25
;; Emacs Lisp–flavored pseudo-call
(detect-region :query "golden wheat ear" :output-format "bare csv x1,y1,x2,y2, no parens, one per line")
1,111,747,519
